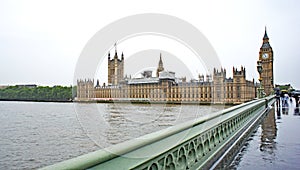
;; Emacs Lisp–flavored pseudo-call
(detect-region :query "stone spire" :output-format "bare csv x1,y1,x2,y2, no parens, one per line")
114,42,118,59
262,26,271,48
263,26,269,40
156,53,164,77
158,53,163,68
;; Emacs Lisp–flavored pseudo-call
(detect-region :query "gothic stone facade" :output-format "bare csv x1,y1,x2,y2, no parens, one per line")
258,27,274,96
76,29,277,104
77,53,256,104
108,49,124,85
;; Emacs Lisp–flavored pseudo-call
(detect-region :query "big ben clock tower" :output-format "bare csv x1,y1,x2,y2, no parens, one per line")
258,27,274,96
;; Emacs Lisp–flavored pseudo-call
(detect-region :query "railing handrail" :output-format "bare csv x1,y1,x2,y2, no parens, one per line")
41,96,274,170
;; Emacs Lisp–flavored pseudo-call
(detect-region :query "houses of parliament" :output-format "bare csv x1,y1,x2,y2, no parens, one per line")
77,29,274,104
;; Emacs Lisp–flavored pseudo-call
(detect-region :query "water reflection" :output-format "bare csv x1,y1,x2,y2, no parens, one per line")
232,97,300,169
276,105,281,119
75,103,226,148
103,104,178,145
2,102,224,169
295,95,300,115
295,107,300,115
274,97,300,116
260,107,277,155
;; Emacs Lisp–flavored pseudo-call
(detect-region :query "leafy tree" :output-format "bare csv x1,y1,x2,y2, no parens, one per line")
0,85,73,102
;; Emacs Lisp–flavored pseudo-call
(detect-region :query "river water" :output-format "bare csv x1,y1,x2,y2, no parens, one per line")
1,100,299,169
0,101,224,169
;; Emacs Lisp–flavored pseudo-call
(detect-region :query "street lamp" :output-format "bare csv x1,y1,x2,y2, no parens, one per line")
257,60,264,98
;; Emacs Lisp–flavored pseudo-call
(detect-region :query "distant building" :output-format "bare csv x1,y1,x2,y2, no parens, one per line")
77,29,275,104
108,43,124,86
16,84,37,88
258,27,274,96
77,52,256,104
0,85,8,89
275,84,293,92
0,84,37,90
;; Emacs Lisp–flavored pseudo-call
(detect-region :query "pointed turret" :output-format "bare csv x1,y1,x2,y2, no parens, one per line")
263,26,269,40
261,26,272,49
156,53,164,77
108,42,124,85
96,79,100,87
158,53,163,67
114,42,118,59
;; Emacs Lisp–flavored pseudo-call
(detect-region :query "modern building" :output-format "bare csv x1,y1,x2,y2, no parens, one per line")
77,29,274,104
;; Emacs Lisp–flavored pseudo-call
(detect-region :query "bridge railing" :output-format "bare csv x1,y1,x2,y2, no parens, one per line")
41,96,275,170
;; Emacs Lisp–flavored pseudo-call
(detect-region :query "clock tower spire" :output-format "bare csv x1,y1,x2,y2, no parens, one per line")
258,27,274,96
263,26,269,40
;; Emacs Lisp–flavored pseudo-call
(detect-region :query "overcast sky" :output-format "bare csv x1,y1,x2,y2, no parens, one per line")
0,0,299,89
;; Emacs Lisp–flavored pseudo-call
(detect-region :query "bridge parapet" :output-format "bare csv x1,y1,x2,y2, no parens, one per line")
41,96,275,170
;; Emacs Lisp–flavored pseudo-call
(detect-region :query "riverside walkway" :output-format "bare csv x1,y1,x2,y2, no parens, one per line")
42,96,275,170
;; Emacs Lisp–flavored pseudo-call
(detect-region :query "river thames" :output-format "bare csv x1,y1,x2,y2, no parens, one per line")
0,100,299,169
0,101,224,169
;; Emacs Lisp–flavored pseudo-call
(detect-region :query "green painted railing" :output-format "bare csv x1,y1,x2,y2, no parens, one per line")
41,96,275,170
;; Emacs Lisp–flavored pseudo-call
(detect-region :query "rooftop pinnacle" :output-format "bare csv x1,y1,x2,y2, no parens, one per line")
263,26,269,39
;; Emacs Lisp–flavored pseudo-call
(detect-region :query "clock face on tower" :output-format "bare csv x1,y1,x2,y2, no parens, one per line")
259,27,274,96
262,53,269,59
